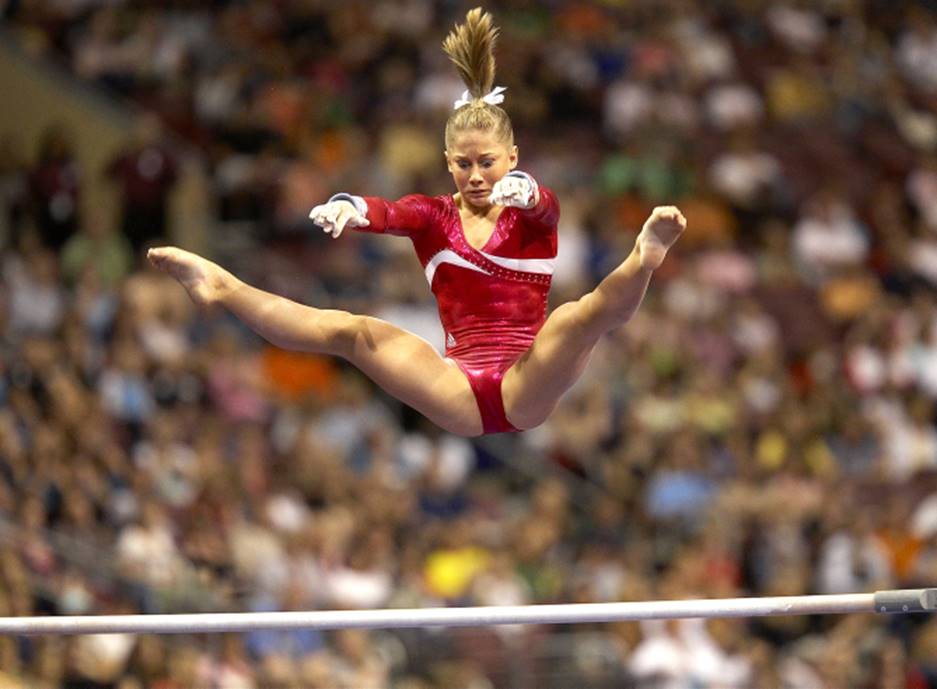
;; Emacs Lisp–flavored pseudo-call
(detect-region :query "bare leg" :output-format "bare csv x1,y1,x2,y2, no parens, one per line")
503,206,686,429
148,247,484,436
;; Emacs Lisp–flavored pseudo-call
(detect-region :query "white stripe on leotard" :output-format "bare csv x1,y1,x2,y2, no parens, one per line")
424,249,556,286
425,250,491,285
477,251,555,275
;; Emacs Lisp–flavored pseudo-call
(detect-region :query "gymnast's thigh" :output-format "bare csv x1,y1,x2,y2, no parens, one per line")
502,300,601,430
342,315,483,436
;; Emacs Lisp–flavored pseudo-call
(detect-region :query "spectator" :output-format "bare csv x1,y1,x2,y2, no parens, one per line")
106,114,179,252
29,125,80,250
4,246,65,336
0,135,29,247
792,189,869,284
60,206,134,288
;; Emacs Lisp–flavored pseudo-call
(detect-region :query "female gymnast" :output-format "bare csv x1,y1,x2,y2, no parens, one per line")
148,8,686,437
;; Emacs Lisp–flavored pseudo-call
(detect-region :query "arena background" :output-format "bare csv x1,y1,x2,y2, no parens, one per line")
1,1,937,687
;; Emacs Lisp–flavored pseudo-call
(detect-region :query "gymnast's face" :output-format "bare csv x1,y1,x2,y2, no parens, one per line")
446,129,517,211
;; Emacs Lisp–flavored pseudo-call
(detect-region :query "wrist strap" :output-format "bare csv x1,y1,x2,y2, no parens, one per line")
504,171,539,204
505,170,538,191
328,193,368,217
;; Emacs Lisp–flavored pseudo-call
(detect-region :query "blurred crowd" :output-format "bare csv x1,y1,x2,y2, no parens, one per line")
2,0,937,687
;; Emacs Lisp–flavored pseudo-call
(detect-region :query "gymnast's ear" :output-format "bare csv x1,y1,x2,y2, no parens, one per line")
508,144,518,170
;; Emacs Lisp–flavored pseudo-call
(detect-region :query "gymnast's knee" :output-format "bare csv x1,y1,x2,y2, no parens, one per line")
558,294,612,339
322,311,374,360
506,400,556,432
576,291,635,334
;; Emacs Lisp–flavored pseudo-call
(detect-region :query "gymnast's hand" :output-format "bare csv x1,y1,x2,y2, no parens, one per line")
489,171,540,209
308,198,370,239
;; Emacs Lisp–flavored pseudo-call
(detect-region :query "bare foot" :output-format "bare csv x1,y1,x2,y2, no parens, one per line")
636,206,687,270
147,246,235,307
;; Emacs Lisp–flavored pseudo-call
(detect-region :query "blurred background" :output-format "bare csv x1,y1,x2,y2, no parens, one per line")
1,0,937,687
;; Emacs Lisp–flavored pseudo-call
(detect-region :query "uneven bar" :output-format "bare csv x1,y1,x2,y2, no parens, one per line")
0,589,933,636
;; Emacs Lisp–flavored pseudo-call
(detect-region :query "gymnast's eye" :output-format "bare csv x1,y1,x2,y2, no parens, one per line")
481,159,494,168
457,160,471,170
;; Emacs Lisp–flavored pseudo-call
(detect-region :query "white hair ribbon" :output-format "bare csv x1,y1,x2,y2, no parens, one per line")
453,86,507,110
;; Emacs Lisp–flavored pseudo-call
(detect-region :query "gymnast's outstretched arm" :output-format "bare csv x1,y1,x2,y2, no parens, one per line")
309,193,440,239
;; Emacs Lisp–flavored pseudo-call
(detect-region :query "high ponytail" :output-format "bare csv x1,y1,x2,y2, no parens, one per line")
442,7,498,99
443,8,514,148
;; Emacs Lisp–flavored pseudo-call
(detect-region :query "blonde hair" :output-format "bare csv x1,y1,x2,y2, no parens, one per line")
442,8,513,149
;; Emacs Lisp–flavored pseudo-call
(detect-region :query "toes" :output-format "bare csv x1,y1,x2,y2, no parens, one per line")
652,206,685,225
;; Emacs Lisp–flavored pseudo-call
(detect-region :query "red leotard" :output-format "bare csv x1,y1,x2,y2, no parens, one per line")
358,187,559,433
